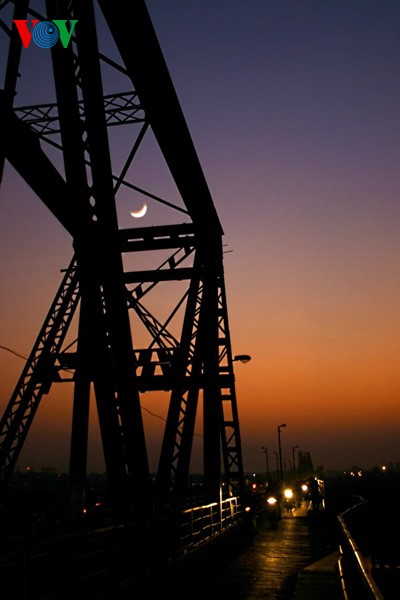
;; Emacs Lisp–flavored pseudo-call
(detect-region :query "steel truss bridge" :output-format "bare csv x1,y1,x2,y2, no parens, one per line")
0,0,246,562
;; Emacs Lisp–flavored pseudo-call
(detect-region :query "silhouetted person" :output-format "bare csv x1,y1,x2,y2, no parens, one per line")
308,478,322,511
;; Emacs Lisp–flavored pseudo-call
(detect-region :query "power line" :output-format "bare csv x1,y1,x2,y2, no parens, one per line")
0,344,27,361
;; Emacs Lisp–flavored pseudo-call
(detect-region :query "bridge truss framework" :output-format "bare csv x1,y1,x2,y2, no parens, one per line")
0,0,245,530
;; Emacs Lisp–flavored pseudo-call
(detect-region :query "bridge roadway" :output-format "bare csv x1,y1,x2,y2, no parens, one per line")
119,503,344,600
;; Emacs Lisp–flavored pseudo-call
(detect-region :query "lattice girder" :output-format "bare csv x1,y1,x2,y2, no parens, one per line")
0,0,245,528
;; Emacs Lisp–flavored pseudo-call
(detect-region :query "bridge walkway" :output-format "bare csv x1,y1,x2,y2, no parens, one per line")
120,502,344,599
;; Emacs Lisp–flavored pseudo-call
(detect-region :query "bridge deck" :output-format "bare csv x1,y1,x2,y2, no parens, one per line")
120,503,343,599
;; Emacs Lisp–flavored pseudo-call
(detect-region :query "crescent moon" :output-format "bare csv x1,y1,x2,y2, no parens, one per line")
130,203,147,218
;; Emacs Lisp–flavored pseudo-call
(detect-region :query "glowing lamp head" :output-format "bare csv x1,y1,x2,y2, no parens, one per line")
267,496,277,505
284,488,293,499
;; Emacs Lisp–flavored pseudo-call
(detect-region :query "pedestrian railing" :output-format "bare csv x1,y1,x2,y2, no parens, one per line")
338,498,384,600
177,496,240,555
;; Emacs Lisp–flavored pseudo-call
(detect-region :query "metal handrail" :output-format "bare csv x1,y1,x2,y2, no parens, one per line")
178,496,240,555
338,498,384,600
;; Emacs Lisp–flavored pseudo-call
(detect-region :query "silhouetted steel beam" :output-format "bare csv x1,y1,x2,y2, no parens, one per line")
0,0,28,184
15,92,144,137
46,0,152,523
124,268,194,283
0,258,79,493
120,223,196,252
98,0,223,234
0,93,73,235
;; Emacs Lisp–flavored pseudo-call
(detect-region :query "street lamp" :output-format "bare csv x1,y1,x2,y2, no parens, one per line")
233,355,252,363
277,423,287,482
261,446,269,478
273,451,279,477
292,445,299,476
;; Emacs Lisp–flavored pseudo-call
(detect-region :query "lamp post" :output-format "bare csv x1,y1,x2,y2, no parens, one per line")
261,446,269,478
273,451,279,478
277,423,286,482
292,445,299,476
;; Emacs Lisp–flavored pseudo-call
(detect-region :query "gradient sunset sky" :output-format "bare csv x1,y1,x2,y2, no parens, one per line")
1,0,400,475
